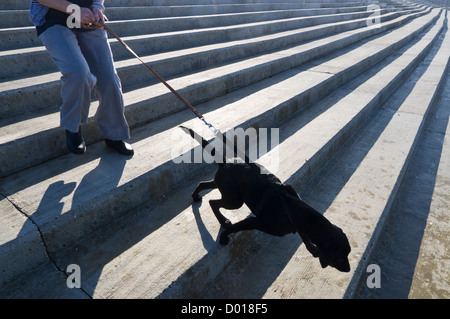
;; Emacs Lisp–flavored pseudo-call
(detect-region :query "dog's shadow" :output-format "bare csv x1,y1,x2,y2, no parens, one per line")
191,200,221,251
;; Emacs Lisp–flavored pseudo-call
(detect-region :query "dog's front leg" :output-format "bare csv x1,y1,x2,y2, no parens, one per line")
299,232,319,258
219,216,260,245
192,180,217,202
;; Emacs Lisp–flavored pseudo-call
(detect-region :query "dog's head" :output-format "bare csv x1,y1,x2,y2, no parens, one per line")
318,225,351,272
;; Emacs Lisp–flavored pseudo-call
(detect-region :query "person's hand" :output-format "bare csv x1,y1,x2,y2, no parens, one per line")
79,7,97,29
91,6,105,29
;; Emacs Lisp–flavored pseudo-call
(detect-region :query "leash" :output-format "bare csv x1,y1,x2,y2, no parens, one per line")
99,20,249,161
98,20,220,135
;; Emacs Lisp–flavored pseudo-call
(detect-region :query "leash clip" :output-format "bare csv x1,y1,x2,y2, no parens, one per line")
200,117,220,136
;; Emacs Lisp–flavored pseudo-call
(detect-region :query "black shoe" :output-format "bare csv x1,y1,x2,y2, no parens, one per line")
66,128,86,155
105,138,134,156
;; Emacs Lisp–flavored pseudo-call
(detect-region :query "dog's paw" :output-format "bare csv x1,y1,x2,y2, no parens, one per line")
192,193,202,202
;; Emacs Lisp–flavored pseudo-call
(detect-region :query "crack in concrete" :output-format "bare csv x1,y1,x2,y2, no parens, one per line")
0,193,92,299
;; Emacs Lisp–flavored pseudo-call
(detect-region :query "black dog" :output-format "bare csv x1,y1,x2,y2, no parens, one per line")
180,126,351,272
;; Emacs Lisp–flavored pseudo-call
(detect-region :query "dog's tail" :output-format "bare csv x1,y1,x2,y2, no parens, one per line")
179,125,211,150
179,126,250,163
179,125,223,162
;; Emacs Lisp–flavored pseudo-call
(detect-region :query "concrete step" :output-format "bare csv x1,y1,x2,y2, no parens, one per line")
407,77,450,299
0,7,446,297
0,0,371,11
0,7,424,122
200,13,450,298
0,8,436,177
268,17,449,299
0,4,388,51
166,11,450,299
353,35,450,299
413,0,450,8
0,4,374,29
0,7,421,82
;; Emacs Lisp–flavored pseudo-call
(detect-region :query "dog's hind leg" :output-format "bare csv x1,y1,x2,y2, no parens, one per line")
209,199,234,227
192,180,217,202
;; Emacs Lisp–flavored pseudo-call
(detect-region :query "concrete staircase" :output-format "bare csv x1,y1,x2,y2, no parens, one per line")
0,0,448,299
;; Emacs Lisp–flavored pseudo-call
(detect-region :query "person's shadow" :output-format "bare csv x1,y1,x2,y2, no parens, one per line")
30,152,127,233
70,154,127,213
0,179,78,297
0,152,128,297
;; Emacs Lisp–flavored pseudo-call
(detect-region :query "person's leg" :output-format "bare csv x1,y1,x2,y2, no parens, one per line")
76,28,130,141
39,24,96,134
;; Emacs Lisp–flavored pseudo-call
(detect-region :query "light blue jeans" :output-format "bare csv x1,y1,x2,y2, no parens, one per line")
39,24,130,140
